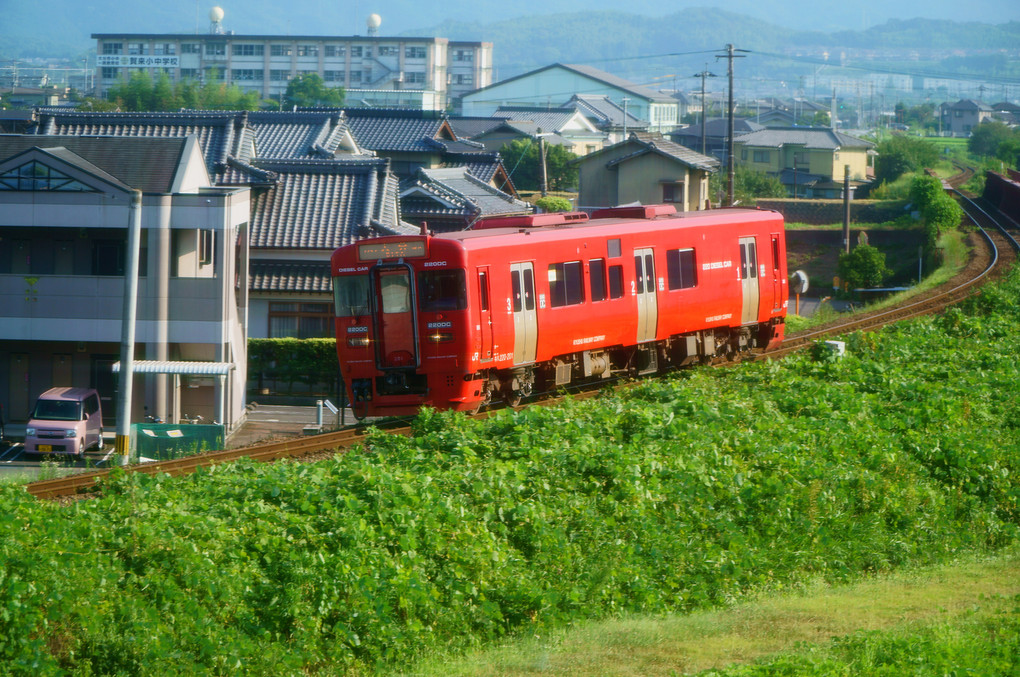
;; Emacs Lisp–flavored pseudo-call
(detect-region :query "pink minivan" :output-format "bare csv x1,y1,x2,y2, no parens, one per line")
24,387,104,456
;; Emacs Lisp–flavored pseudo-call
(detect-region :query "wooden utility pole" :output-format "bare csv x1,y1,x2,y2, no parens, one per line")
717,44,746,206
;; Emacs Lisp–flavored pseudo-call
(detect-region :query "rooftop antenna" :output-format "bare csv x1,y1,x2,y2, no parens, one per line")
209,6,225,35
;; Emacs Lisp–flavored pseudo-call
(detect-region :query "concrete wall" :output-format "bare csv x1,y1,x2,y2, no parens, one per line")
755,199,906,225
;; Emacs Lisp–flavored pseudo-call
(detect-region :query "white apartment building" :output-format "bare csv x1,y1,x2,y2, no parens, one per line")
92,33,493,110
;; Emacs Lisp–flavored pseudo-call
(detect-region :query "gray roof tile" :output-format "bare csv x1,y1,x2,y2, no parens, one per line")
250,158,414,250
733,126,874,150
250,259,332,293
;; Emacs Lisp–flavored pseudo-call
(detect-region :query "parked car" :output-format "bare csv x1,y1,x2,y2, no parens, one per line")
23,387,103,456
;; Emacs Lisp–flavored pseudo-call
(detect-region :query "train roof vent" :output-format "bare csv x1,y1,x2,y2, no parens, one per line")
469,211,589,230
590,204,677,220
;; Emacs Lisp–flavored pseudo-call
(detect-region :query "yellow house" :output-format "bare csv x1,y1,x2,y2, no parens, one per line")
734,127,873,198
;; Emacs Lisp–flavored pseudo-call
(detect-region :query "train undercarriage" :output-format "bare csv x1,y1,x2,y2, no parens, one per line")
473,317,785,410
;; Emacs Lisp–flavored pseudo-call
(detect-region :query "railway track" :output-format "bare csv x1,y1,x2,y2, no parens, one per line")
27,172,1018,502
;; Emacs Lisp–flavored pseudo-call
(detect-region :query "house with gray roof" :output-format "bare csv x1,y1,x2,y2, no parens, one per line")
0,135,250,431
939,99,994,137
733,126,874,198
460,63,680,134
400,167,532,232
575,132,719,212
29,109,410,341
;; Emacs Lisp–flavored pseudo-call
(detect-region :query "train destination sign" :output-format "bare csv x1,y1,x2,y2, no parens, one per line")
357,239,427,261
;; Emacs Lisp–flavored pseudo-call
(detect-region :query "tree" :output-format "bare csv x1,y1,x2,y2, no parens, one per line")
838,243,890,289
968,120,1016,158
499,138,578,192
874,134,940,184
710,166,786,205
283,73,345,108
102,68,261,111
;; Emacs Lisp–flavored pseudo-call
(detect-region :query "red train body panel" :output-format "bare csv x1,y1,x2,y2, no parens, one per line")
331,205,787,417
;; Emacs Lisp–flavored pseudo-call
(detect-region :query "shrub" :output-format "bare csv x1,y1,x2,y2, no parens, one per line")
837,243,891,289
535,196,573,212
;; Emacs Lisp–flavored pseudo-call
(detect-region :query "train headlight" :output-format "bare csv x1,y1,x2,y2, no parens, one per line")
428,331,455,343
347,336,372,348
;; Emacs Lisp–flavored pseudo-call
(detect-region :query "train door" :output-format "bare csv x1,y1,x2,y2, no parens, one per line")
510,262,537,364
476,267,494,362
739,237,760,324
770,235,783,311
370,263,419,369
633,248,658,342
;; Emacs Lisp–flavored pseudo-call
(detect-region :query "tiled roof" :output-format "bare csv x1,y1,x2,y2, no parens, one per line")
32,110,240,176
250,259,332,293
671,118,764,140
400,167,531,222
568,95,647,129
447,116,505,139
733,127,874,150
0,135,190,192
246,110,350,159
948,99,992,112
250,158,414,250
493,107,580,133
603,133,719,172
341,108,453,152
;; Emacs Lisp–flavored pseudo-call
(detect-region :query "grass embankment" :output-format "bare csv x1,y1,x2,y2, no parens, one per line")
2,271,1019,675
411,553,1019,676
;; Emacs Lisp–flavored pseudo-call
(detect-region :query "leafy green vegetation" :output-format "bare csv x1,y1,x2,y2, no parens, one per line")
500,138,578,192
101,69,263,111
874,135,941,185
837,242,890,289
534,196,573,212
247,337,338,395
3,269,1020,674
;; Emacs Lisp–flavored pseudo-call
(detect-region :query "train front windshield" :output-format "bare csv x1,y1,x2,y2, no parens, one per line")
333,275,370,317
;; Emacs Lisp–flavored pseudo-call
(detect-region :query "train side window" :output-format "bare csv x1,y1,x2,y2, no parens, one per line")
667,248,698,290
608,264,624,299
511,270,523,312
590,259,607,302
608,238,621,258
548,261,584,307
478,271,490,311
419,270,467,311
747,242,758,278
523,267,536,311
771,237,780,272
740,244,748,279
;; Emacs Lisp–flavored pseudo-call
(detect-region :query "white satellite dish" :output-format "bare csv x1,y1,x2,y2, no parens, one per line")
210,6,225,22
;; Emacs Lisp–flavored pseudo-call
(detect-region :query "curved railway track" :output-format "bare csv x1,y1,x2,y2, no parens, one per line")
766,198,1015,360
27,170,1019,501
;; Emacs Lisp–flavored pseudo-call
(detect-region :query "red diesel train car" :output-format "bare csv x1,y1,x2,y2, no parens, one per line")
331,204,788,418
